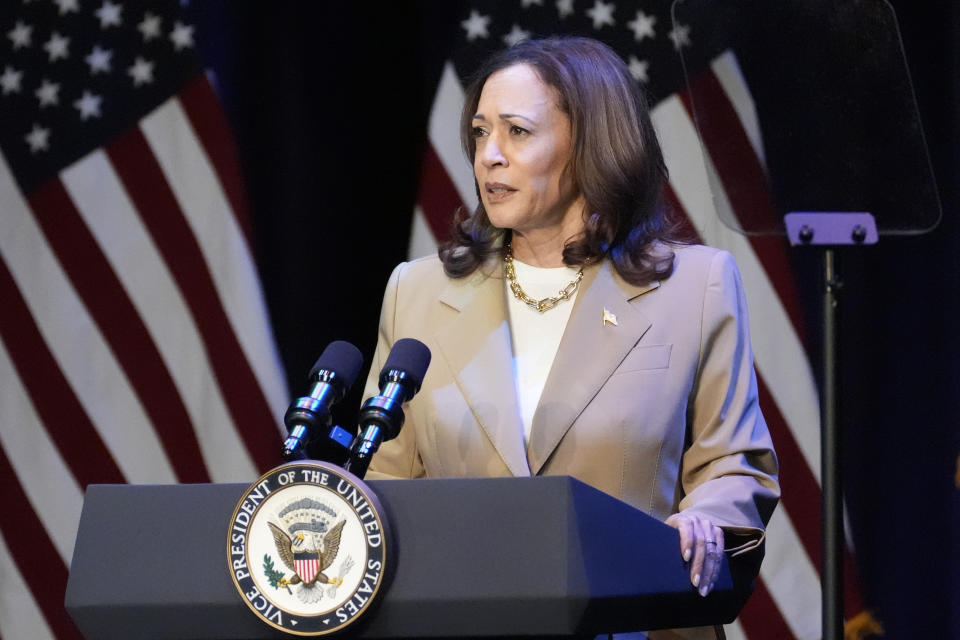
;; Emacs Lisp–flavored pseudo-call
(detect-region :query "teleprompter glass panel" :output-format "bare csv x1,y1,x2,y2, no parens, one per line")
670,0,941,235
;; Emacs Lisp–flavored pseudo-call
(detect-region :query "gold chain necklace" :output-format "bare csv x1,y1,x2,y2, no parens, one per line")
503,243,584,313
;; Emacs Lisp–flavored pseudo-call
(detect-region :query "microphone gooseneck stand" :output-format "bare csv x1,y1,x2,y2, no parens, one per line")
344,338,432,479
282,341,364,461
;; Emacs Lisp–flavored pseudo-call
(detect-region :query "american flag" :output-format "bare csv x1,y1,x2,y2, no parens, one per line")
410,1,866,638
0,1,287,638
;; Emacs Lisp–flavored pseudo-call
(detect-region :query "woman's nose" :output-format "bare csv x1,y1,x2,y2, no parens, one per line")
479,136,507,168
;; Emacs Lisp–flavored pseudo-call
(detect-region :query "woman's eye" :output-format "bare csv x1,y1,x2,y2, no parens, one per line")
470,126,487,138
509,125,529,136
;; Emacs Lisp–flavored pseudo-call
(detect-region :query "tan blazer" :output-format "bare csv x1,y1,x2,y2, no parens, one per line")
364,244,779,561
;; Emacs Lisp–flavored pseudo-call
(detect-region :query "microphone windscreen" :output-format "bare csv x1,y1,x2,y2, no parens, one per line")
309,340,364,387
381,338,432,388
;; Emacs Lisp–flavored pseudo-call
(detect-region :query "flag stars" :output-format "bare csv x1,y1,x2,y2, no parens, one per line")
627,10,656,41
128,56,154,86
586,0,616,30
169,21,195,51
54,0,79,15
1,66,23,95
44,31,70,61
7,21,32,49
74,90,103,120
85,45,113,74
556,0,574,19
25,124,51,153
95,1,123,29
461,10,491,41
502,24,531,47
138,12,162,41
668,23,691,50
35,79,60,107
628,55,649,83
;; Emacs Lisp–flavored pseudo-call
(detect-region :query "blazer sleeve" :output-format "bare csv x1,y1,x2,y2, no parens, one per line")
678,250,780,558
364,261,426,480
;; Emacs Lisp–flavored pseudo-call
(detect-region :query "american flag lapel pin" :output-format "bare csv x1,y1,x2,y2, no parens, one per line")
602,308,618,327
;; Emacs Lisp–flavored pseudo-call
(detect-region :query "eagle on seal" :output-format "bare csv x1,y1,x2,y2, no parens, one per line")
268,519,346,588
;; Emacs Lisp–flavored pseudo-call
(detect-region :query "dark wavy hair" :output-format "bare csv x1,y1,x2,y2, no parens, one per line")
439,36,688,285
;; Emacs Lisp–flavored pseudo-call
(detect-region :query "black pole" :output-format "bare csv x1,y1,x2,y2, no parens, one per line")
822,247,844,640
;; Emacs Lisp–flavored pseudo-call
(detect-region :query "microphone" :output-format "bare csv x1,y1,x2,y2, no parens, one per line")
282,341,364,460
344,338,431,478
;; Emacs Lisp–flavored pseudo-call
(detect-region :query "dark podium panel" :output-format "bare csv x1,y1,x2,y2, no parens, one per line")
66,476,750,639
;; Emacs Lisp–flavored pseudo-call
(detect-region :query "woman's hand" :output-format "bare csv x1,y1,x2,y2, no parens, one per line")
665,513,725,597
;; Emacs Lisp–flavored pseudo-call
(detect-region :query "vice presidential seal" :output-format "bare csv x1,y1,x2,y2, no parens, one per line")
227,461,389,636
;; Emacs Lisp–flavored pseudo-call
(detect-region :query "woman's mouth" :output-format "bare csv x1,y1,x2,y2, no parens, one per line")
485,182,516,202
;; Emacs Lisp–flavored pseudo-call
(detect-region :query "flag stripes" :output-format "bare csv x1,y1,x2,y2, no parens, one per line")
429,62,478,208
735,576,797,640
0,530,55,640
141,98,288,431
676,77,809,342
0,339,83,565
0,446,80,640
417,143,463,242
722,621,747,640
761,506,823,638
29,177,212,483
0,155,178,487
652,94,823,483
754,378,821,565
177,75,257,249
0,2,290,635
708,52,766,168
409,205,443,261
678,73,779,234
103,127,263,479
62,144,243,481
296,557,320,584
0,77,287,638
0,257,124,488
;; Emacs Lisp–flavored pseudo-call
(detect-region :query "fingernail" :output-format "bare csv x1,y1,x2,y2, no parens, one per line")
693,573,700,587
684,548,692,562
700,585,708,597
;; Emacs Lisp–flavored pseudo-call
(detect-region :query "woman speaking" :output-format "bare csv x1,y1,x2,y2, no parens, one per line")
364,36,779,638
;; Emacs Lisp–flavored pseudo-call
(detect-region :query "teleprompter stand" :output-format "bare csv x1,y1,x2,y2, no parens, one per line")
66,476,752,639
785,212,878,640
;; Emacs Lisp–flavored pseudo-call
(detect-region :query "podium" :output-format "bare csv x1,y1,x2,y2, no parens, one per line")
65,476,752,638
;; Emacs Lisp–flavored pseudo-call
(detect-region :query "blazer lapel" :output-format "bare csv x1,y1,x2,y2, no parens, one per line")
434,264,531,477
527,261,658,474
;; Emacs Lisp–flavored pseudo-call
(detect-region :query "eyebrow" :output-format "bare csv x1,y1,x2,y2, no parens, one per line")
472,112,536,124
